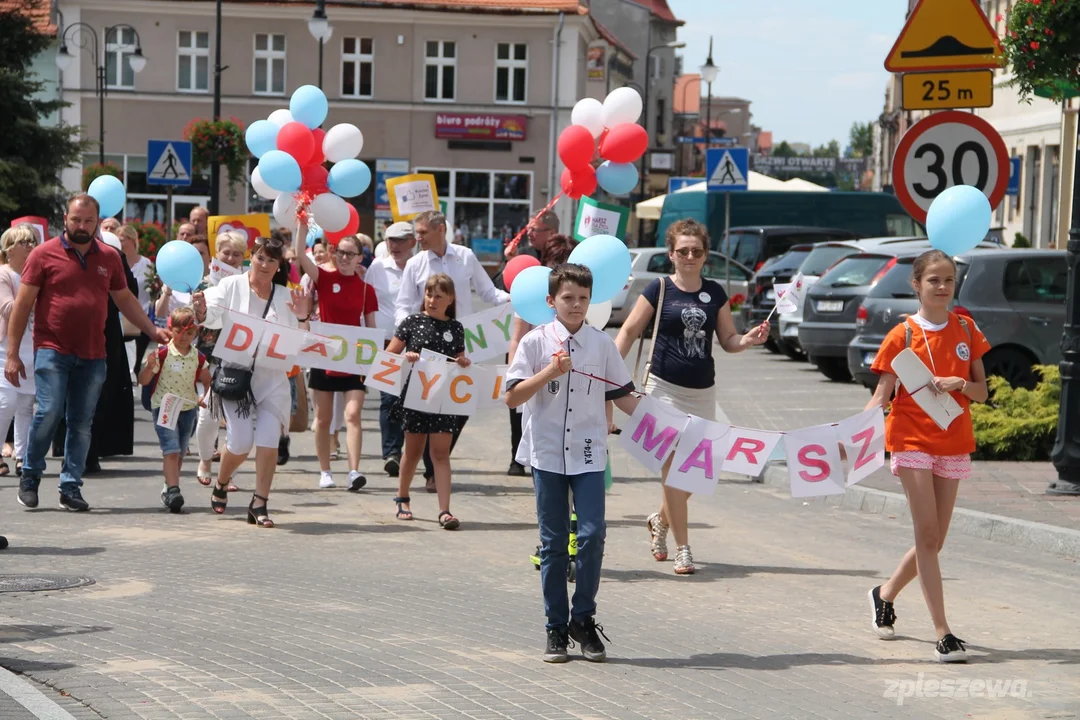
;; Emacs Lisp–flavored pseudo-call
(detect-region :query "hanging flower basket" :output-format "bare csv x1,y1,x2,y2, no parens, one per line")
183,117,248,201
81,162,122,192
1001,0,1080,101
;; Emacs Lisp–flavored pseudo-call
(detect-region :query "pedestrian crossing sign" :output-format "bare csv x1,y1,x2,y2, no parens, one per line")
706,147,748,192
147,140,193,187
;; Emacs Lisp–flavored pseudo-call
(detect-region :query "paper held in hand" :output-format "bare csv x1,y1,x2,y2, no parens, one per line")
890,348,964,430
155,393,185,430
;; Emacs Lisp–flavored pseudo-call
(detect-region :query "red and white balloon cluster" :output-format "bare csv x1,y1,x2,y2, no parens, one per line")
246,85,371,243
558,87,648,200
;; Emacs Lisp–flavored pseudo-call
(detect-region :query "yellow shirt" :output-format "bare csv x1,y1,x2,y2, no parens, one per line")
150,342,201,409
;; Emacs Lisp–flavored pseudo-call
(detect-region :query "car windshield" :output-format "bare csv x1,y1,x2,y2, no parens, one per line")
819,255,892,288
800,245,858,276
761,249,811,274
720,232,762,267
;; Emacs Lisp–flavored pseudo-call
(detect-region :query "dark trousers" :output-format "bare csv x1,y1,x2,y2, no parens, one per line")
379,391,404,459
510,408,523,465
422,416,466,479
132,333,151,375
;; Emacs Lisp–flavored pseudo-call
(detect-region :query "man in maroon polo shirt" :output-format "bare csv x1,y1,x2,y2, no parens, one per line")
4,194,169,512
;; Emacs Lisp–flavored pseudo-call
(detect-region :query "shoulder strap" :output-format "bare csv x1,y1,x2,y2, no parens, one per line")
904,320,912,349
149,345,169,394
262,283,276,319
956,315,972,340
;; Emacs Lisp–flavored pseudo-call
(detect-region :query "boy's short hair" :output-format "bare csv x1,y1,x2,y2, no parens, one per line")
169,306,197,331
548,263,593,297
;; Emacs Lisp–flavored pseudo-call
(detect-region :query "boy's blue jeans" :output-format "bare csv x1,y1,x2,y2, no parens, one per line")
532,468,606,630
22,349,106,489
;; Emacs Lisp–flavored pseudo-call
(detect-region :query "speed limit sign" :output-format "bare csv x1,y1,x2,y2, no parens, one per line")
892,111,1008,224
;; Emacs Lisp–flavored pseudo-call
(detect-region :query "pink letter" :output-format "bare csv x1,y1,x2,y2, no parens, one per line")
677,439,713,478
726,436,765,465
850,427,876,471
797,444,830,482
631,413,679,459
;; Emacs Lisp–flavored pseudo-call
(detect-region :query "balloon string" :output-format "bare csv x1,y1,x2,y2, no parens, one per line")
505,191,564,256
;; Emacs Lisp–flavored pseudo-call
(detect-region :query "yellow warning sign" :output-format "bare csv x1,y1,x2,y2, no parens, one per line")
885,0,1003,73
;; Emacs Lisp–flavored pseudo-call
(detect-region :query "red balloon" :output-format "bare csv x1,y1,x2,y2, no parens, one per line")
560,166,597,200
277,121,315,163
503,254,541,291
301,164,329,194
309,128,327,166
599,122,648,164
325,204,360,243
558,125,596,171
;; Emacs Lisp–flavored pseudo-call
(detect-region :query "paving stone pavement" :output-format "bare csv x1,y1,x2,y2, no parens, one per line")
0,377,1077,719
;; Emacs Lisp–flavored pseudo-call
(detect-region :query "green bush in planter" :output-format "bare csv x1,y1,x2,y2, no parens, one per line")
972,365,1059,461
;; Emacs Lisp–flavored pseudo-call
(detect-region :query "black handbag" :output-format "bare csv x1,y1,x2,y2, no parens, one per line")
211,283,275,410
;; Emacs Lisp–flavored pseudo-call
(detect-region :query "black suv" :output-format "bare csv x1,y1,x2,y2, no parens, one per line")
718,226,859,273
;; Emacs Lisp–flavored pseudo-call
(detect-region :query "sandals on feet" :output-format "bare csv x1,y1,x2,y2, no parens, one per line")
394,496,413,520
247,493,274,528
0,462,9,477
197,474,213,486
211,480,229,514
438,510,460,530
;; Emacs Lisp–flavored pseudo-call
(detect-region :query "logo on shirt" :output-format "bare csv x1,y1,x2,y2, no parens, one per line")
97,265,108,276
547,380,560,395
443,330,454,342
698,292,711,303
956,342,970,361
332,283,341,293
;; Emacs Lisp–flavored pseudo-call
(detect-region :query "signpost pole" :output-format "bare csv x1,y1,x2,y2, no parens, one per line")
166,187,174,242
724,191,731,296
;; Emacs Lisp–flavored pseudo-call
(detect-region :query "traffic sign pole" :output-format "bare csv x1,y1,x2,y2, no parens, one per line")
724,191,731,296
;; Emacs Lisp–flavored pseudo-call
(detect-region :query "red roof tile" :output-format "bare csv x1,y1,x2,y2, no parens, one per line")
591,15,637,59
1,0,56,34
630,0,681,24
221,0,587,12
673,74,701,114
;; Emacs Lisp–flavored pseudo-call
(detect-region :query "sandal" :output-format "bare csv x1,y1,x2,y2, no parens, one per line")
394,496,413,520
14,460,22,477
210,480,229,514
438,510,460,530
0,462,9,477
197,474,213,486
247,493,274,528
226,482,240,492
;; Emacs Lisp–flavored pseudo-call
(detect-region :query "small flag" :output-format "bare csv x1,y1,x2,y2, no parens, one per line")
774,272,807,315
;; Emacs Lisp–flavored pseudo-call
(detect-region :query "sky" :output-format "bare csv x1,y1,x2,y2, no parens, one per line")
667,0,911,149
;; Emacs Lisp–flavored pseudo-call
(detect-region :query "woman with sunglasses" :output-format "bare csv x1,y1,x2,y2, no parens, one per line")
293,232,377,492
192,236,312,527
0,224,39,478
614,219,769,575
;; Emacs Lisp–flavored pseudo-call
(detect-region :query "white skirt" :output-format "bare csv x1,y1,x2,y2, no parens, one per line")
643,374,716,421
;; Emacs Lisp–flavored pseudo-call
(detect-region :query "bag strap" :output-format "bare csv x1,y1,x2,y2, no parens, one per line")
957,314,971,340
148,345,169,396
638,278,666,385
904,321,912,348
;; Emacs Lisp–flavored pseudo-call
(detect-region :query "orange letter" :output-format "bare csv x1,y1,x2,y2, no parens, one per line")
373,359,401,385
300,341,329,358
450,374,474,403
224,322,253,351
490,375,504,400
418,371,442,400
265,332,287,360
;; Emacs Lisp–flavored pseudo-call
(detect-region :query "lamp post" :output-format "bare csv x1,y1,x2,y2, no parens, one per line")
210,0,226,214
700,36,719,149
308,0,333,90
56,23,147,166
636,40,685,244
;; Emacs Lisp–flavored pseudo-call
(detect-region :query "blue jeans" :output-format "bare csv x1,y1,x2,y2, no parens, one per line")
532,468,606,630
152,407,197,456
23,349,107,489
379,391,404,459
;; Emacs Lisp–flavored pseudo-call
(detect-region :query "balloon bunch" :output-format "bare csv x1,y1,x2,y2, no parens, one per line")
558,87,648,200
246,85,371,242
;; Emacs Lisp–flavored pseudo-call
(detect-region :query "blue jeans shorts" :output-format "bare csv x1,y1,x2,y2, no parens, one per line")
152,407,198,456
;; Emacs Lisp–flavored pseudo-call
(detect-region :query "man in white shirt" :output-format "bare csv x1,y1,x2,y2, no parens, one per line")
364,221,415,477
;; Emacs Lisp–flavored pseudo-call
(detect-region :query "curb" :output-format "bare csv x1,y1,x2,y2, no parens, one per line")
0,665,77,720
756,462,1080,560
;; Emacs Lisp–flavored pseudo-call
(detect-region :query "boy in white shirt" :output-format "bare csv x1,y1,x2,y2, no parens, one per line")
506,264,639,664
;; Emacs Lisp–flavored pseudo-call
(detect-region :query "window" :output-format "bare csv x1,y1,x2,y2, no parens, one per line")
818,255,892,288
177,30,210,93
105,26,137,89
416,167,531,245
254,33,286,95
703,253,749,280
494,42,527,104
341,37,373,98
424,41,456,101
656,97,666,134
1003,257,1068,303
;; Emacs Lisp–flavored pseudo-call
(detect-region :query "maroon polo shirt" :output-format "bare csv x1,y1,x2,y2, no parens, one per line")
21,234,127,360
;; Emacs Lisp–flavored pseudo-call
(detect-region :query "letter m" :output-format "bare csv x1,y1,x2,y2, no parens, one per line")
631,413,679,460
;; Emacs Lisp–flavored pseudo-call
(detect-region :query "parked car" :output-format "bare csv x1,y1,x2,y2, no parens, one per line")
717,226,859,274
608,247,753,326
848,248,1067,390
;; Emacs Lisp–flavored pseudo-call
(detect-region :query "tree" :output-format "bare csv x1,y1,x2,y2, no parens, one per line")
773,141,797,158
0,0,84,226
848,121,874,159
812,140,841,159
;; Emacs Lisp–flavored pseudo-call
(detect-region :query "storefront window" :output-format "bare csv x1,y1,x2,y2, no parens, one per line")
418,167,534,248
455,171,490,199
494,173,529,200
455,201,490,244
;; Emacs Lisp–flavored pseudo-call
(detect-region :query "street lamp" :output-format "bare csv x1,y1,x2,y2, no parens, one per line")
637,39,685,238
700,36,719,148
56,23,147,166
308,0,333,90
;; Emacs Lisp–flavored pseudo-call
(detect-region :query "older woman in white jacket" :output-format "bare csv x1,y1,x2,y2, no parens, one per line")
192,237,310,528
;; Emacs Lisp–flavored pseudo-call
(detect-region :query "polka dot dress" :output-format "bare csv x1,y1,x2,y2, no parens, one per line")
394,312,466,434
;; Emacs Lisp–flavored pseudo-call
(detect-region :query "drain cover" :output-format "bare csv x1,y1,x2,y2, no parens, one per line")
0,574,95,593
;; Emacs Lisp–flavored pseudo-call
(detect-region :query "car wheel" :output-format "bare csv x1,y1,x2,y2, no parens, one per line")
813,357,853,383
983,347,1036,389
764,337,780,353
779,339,806,361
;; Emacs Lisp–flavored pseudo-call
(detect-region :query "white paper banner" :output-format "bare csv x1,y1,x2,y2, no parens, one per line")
441,367,480,417
254,324,308,371
301,321,385,375
366,350,409,397
404,358,451,412
477,364,510,409
619,395,691,473
665,417,732,495
155,393,185,430
719,426,783,477
785,423,846,498
837,406,886,486
461,304,515,362
209,258,242,285
212,314,269,365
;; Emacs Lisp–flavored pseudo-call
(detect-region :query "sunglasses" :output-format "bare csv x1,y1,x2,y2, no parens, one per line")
254,236,284,249
674,247,706,259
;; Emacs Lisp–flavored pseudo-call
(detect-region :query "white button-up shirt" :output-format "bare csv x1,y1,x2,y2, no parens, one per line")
364,255,406,334
394,243,510,327
507,319,634,476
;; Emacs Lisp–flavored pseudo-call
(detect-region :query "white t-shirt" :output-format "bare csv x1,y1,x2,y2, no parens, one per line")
129,255,153,308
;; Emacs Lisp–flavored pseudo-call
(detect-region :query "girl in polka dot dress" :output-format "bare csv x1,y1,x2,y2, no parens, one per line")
385,274,471,529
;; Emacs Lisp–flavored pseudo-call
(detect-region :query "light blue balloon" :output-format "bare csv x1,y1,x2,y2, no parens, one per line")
155,240,205,293
306,224,324,247
926,185,992,256
328,159,372,198
258,150,302,193
245,119,280,158
595,161,639,196
87,175,125,218
568,234,632,303
289,85,329,129
510,266,555,326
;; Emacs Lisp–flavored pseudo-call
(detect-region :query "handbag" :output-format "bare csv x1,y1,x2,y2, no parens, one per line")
211,283,275,405
633,277,666,388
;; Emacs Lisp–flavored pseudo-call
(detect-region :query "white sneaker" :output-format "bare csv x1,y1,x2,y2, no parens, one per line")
318,471,336,489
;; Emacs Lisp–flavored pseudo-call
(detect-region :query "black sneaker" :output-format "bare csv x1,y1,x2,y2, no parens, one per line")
347,471,368,492
568,617,609,662
277,436,290,466
507,462,527,477
0,535,7,550
161,485,185,514
543,627,570,663
934,633,967,663
868,586,896,639
384,455,401,477
59,486,90,512
17,477,39,509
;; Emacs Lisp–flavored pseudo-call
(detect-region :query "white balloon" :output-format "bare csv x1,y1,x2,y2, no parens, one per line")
323,123,364,163
572,98,607,138
268,109,294,127
585,300,612,329
273,193,299,228
251,167,280,200
309,193,350,232
99,230,122,251
603,87,643,127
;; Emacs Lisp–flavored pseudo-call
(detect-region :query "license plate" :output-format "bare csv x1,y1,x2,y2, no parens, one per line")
816,300,844,312
765,289,775,300
863,351,877,365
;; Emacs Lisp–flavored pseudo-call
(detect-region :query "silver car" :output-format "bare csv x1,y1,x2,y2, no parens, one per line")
609,248,753,326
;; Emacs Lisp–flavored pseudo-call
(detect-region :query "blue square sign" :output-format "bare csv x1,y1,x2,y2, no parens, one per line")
147,140,192,187
706,147,749,192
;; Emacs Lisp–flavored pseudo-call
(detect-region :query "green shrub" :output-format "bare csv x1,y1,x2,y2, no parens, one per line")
972,365,1058,461
1012,232,1031,248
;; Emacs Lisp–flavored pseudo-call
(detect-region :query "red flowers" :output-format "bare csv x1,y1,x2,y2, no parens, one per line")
1031,41,1041,49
